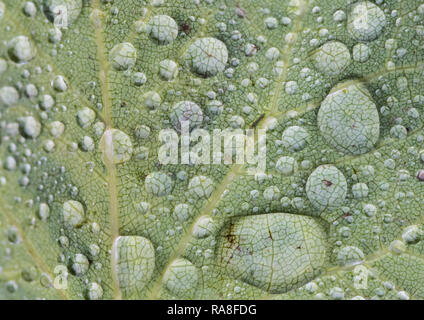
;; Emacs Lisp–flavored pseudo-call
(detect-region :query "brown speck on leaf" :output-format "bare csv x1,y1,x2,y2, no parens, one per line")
323,179,333,187
120,101,127,108
180,22,191,35
235,4,246,18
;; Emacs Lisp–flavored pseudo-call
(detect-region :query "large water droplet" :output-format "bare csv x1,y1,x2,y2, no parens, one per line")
313,41,351,76
113,236,155,296
348,1,386,41
163,258,199,298
217,213,327,293
318,81,380,155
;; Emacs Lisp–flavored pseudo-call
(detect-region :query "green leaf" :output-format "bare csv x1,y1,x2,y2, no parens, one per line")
1,0,424,300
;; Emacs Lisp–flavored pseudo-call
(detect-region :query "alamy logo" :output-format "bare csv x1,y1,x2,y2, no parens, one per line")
158,121,267,175
53,264,68,289
353,265,368,289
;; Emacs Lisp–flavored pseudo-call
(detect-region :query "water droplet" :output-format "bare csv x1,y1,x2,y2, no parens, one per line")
159,59,178,81
192,215,215,239
348,2,386,41
314,41,351,76
113,236,155,295
72,253,89,275
170,101,203,132
8,36,37,62
306,165,347,213
109,42,137,71
353,43,371,62
145,172,173,196
217,213,327,293
275,156,297,175
100,129,133,164
0,86,19,107
146,15,178,44
87,282,103,300
37,203,50,221
164,258,199,298
186,37,228,77
43,0,82,27
318,82,380,155
337,246,364,266
62,200,85,227
173,203,190,222
281,126,309,152
402,225,423,244
188,175,214,198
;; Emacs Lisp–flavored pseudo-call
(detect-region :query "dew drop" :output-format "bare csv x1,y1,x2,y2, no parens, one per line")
306,165,347,213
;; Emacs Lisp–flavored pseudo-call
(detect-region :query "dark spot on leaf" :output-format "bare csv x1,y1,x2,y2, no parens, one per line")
323,179,333,187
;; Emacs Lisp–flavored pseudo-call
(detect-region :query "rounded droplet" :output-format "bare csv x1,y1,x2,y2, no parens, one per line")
133,72,147,86
170,101,203,132
113,236,155,295
313,41,351,76
281,126,309,152
109,42,137,71
186,37,228,77
145,171,173,196
159,59,178,80
8,36,37,62
348,1,386,41
37,203,50,221
263,186,280,201
21,265,38,282
100,129,133,164
142,91,161,109
23,2,37,17
0,2,5,20
63,200,85,227
389,239,406,254
275,156,297,175
0,86,19,107
80,136,95,152
72,253,89,275
306,165,347,213
352,182,369,199
77,107,95,128
164,258,199,298
146,15,178,44
188,176,214,198
87,282,103,300
48,27,62,43
43,0,82,27
318,82,380,155
40,94,54,110
192,215,215,239
337,246,364,266
0,58,7,75
363,203,376,217
390,124,407,139
52,75,67,92
353,43,371,62
19,116,41,139
50,121,65,137
402,225,423,244
217,213,327,293
173,203,190,222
